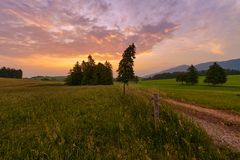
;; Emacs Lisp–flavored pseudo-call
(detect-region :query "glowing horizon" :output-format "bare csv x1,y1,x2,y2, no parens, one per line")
0,0,240,77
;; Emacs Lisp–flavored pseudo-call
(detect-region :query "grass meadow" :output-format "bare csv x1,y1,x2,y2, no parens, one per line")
1,78,238,159
135,75,240,112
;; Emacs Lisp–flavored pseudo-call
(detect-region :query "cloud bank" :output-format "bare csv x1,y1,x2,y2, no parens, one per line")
0,0,240,76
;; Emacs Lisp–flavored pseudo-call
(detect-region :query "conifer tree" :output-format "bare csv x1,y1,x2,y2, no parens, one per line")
0,67,22,79
65,61,82,85
117,43,136,95
94,62,113,85
186,65,198,85
66,55,113,86
104,61,113,85
82,55,96,85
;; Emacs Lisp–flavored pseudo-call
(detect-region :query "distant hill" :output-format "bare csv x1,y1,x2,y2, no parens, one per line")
159,65,189,74
195,59,240,71
145,58,240,78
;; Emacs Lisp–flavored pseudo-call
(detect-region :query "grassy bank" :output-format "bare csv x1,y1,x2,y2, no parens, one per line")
0,78,237,159
135,75,240,112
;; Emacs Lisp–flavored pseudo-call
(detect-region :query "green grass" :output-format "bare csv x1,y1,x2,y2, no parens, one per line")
0,78,238,159
135,75,240,112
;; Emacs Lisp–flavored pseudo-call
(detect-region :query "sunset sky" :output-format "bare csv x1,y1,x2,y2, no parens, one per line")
0,0,240,77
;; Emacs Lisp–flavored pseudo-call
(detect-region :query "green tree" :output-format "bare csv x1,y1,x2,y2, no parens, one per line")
117,43,136,95
66,55,113,86
82,55,96,85
186,65,198,85
104,61,113,85
204,62,227,85
0,67,22,79
95,63,105,85
176,73,187,84
65,61,83,85
93,62,113,85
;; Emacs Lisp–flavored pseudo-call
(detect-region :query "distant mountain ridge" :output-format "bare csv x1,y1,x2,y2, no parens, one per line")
145,58,240,78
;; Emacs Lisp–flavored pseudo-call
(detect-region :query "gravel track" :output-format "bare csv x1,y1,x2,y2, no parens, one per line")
163,98,240,151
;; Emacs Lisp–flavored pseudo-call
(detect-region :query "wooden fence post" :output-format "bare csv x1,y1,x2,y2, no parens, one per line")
153,93,159,130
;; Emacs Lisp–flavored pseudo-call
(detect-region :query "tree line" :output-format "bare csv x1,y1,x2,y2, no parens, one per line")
176,62,227,85
147,69,240,80
65,55,113,85
0,67,23,79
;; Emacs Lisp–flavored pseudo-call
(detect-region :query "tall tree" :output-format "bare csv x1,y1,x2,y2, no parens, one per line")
117,43,136,95
94,62,113,85
104,61,113,85
82,55,96,85
65,61,82,85
186,65,198,85
204,62,227,85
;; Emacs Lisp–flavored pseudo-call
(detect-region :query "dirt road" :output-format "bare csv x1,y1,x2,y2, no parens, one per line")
163,98,240,151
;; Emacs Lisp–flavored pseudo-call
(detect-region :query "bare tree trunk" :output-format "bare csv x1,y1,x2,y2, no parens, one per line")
123,83,126,95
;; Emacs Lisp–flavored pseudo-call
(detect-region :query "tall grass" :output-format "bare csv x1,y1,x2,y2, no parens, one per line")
0,78,237,159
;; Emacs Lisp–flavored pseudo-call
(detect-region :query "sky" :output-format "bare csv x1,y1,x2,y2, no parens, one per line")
0,0,240,77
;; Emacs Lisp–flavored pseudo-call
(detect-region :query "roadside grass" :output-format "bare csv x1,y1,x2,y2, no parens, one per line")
0,78,238,159
135,75,240,112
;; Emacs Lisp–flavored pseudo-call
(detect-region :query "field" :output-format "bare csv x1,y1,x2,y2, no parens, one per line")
1,78,238,159
135,75,240,112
